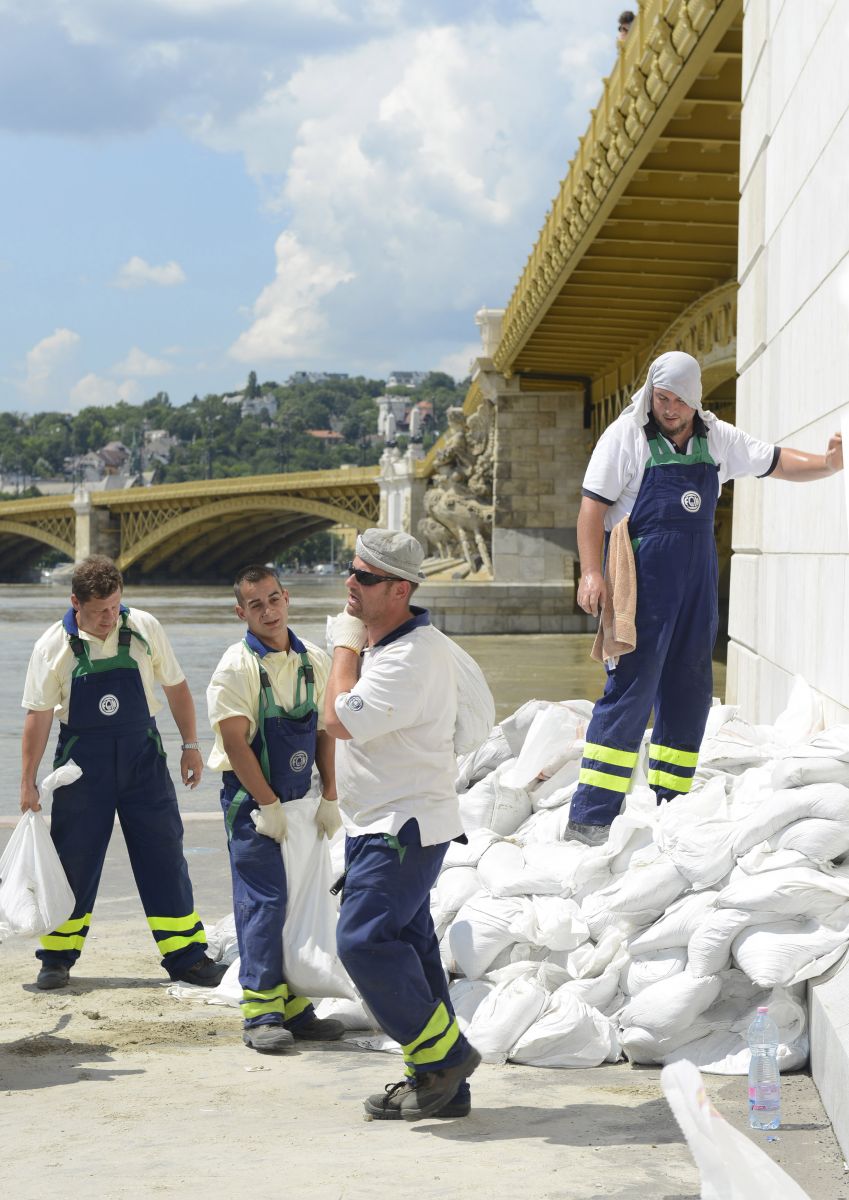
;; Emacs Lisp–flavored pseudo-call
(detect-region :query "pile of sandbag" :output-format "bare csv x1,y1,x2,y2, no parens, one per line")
173,676,849,1077
427,678,849,1073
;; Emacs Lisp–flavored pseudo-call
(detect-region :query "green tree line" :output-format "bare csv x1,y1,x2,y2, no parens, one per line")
0,372,464,489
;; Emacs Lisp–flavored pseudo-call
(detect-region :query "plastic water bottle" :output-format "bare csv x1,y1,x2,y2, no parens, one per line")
747,1005,781,1129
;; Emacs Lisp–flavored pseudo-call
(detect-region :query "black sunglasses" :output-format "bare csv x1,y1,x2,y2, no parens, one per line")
346,561,401,587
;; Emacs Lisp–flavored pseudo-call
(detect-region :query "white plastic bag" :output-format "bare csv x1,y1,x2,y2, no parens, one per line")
0,811,76,938
661,1060,811,1199
280,795,356,999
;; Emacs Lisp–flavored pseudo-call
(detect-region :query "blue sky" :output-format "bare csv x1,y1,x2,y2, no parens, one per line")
1,1,631,413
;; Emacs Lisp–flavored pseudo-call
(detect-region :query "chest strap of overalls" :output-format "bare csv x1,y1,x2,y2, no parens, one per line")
645,415,717,469
225,631,317,839
63,605,151,677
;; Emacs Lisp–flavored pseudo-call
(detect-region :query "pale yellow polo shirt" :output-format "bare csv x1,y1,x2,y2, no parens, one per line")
21,607,185,722
206,636,330,772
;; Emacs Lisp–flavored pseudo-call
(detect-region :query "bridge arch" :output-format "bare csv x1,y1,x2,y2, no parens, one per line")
117,494,373,574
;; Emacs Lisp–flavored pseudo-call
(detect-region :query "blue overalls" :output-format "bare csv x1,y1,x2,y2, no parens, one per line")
220,629,318,1031
38,607,208,978
569,421,720,827
334,610,473,1090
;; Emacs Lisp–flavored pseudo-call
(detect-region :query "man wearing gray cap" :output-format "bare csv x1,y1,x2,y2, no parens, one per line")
324,528,480,1122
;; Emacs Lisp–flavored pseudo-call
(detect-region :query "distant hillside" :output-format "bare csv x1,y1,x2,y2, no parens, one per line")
0,371,466,488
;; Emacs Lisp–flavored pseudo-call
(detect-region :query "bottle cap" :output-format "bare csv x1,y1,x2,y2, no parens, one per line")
757,1006,768,1013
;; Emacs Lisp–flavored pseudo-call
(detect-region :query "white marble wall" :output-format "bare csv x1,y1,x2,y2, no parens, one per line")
731,0,849,722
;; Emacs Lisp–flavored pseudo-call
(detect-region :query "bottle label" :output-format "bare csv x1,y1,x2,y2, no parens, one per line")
748,1083,780,1110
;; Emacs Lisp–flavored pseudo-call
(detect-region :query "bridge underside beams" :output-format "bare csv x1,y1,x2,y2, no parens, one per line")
129,513,336,580
0,536,60,581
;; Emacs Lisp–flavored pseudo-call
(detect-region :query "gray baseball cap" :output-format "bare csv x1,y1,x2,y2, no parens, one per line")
355,528,426,584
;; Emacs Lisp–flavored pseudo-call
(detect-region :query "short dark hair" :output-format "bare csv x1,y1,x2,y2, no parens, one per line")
71,555,123,603
618,10,635,25
233,564,281,604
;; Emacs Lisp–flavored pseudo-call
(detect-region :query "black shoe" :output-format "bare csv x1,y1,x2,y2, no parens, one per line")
243,1023,294,1053
364,1079,471,1121
289,1013,345,1042
171,955,227,987
565,818,611,847
36,964,70,991
399,1048,481,1121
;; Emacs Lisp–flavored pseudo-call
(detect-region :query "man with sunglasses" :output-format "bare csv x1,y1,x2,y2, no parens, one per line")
206,564,344,1052
324,528,480,1122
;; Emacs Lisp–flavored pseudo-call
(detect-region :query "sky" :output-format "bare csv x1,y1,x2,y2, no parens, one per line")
0,0,631,414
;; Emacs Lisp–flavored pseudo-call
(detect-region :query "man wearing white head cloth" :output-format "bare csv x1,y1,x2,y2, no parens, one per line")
323,528,481,1121
568,350,844,846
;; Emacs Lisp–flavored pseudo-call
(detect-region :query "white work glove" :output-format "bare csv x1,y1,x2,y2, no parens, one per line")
315,796,342,839
328,609,367,653
250,798,287,842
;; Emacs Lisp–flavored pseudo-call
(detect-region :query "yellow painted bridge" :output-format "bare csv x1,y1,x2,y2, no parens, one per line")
0,468,379,580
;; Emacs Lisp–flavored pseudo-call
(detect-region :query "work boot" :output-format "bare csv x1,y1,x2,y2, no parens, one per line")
171,955,227,987
565,819,611,847
399,1047,481,1121
364,1079,471,1121
36,963,71,990
289,1013,345,1042
243,1023,295,1053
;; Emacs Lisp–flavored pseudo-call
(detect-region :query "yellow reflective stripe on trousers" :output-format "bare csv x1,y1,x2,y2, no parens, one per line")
648,743,699,768
241,984,288,1020
401,1001,460,1067
578,767,631,794
583,742,638,768
40,912,91,952
156,929,208,955
146,910,202,932
285,995,312,1022
647,768,693,793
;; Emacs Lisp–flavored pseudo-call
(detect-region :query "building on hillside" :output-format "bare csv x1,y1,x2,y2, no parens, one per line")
386,371,428,389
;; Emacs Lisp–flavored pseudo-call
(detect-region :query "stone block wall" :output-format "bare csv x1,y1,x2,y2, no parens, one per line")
491,388,591,586
730,0,849,723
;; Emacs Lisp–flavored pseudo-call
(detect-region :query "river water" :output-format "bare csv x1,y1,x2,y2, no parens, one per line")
1,578,726,818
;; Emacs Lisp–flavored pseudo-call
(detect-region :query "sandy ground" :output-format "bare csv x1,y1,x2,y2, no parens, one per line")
2,818,847,1200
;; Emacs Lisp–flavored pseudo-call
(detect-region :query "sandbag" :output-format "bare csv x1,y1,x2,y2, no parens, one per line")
431,628,496,756
459,760,532,836
448,894,536,979
466,975,549,1064
619,969,722,1036
500,703,588,789
0,773,77,939
628,890,719,954
280,795,356,999
510,987,620,1067
622,946,687,997
455,727,513,791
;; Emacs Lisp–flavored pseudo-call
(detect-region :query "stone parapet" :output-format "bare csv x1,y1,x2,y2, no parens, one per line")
417,580,595,636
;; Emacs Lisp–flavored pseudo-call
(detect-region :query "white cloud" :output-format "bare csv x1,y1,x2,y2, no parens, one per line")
229,230,354,362
114,255,186,289
22,327,81,401
435,342,479,384
69,372,142,409
113,346,172,376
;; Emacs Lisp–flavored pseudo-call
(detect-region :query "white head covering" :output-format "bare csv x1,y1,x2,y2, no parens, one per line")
355,528,426,583
619,351,715,427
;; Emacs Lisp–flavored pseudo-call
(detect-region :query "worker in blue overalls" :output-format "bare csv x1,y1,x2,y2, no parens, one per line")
324,529,480,1122
569,350,844,846
20,555,225,991
207,564,344,1052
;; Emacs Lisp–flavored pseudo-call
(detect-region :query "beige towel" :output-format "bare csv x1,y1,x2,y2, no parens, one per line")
591,516,637,665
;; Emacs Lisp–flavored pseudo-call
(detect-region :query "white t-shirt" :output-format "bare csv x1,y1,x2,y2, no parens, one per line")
22,606,184,722
206,636,330,772
582,414,779,531
334,613,463,846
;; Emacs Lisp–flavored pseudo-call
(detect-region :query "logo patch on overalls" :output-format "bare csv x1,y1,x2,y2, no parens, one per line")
289,750,309,772
99,694,120,716
346,694,364,711
681,490,702,512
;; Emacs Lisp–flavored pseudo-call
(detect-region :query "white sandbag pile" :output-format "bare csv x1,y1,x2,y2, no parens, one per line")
431,679,849,1074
